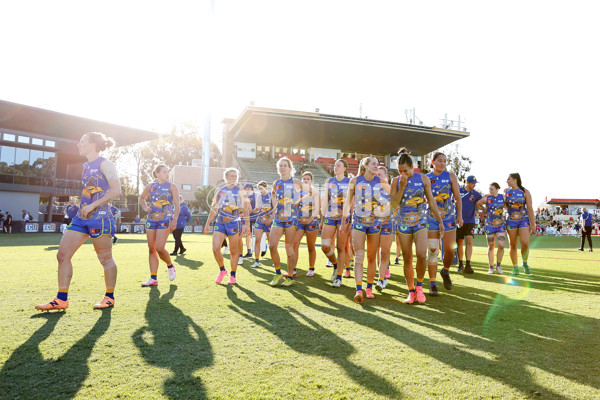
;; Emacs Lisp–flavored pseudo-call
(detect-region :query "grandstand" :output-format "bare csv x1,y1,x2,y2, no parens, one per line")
223,106,469,185
0,99,159,227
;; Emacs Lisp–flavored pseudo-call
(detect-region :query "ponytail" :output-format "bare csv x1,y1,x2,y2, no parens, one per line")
85,132,115,152
397,147,413,168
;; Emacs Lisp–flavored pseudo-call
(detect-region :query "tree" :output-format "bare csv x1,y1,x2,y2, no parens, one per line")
423,144,472,182
119,175,138,196
137,121,222,188
194,185,215,213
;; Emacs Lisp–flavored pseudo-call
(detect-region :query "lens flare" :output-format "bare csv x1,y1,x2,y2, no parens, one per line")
483,277,531,336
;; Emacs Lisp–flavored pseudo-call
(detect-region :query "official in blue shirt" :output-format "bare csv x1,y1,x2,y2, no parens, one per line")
65,198,80,225
456,175,483,273
171,195,192,256
578,207,594,252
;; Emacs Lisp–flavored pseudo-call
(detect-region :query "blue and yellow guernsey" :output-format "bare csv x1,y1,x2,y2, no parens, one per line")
427,170,455,221
298,189,316,223
274,178,298,222
325,176,350,219
353,175,387,226
505,188,528,222
80,157,111,219
485,194,505,228
397,173,427,226
257,192,273,223
148,182,174,221
216,185,243,223
375,184,394,225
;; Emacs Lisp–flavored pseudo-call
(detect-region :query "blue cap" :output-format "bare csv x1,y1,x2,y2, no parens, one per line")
244,183,254,189
466,175,478,184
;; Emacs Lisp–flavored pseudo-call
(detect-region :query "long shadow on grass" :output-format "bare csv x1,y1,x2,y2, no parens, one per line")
133,285,213,399
173,256,204,270
462,261,600,294
0,310,112,399
287,282,599,399
247,258,600,397
226,285,401,398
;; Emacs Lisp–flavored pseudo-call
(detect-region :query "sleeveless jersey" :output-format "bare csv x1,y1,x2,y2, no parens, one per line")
257,192,273,223
427,170,455,220
148,181,174,221
298,189,315,221
80,157,111,219
216,185,243,223
506,188,528,222
376,183,394,224
485,194,505,228
325,176,350,218
354,175,387,226
397,173,427,226
274,178,298,222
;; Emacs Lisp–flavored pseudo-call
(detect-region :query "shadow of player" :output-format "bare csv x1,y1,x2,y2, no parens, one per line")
133,285,213,399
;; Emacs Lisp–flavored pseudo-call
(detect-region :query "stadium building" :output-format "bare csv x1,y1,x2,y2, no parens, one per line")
221,106,469,184
0,99,159,231
546,198,600,216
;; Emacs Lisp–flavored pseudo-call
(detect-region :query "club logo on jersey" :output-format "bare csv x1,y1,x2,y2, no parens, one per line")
435,193,450,202
406,197,424,207
431,180,436,184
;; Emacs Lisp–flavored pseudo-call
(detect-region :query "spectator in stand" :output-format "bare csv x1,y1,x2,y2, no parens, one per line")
170,195,192,256
134,215,141,223
65,198,79,226
0,210,4,231
23,210,30,222
578,207,594,252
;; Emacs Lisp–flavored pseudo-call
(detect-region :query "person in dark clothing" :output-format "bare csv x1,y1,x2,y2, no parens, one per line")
4,212,12,233
578,207,594,252
171,195,192,256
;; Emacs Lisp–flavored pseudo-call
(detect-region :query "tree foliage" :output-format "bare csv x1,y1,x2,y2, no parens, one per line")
138,121,222,188
422,144,472,182
194,185,215,213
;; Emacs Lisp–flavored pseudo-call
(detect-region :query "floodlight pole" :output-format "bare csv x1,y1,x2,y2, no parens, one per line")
202,0,215,187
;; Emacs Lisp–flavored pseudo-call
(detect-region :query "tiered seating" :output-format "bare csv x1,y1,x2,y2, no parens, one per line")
236,157,280,184
303,162,331,183
316,157,360,176
237,156,334,186
279,154,305,162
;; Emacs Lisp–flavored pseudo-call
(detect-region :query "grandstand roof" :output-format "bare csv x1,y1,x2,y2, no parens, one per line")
0,99,160,145
228,106,469,155
546,198,600,205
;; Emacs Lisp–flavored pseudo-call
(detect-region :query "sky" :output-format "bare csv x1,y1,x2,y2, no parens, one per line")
2,0,599,207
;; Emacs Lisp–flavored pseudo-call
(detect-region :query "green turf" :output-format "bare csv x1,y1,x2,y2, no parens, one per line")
0,233,599,399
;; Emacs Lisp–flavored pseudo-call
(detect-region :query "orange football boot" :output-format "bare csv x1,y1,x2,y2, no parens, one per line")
35,298,69,311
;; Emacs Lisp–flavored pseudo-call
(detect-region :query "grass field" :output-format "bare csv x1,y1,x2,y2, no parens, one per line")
0,232,599,399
